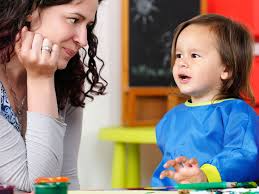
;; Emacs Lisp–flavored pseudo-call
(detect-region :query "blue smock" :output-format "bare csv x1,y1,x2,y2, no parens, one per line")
151,99,259,186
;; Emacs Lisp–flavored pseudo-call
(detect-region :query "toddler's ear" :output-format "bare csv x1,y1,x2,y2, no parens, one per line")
221,66,231,80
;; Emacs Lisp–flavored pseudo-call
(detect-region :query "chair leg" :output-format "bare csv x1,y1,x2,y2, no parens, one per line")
112,142,126,188
126,144,140,188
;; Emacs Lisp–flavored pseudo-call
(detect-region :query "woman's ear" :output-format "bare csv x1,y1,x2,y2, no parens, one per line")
26,14,33,22
221,66,232,80
27,8,40,20
26,9,40,30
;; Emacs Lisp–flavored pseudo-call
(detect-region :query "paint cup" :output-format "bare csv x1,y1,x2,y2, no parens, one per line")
0,185,14,194
34,182,69,194
34,176,69,194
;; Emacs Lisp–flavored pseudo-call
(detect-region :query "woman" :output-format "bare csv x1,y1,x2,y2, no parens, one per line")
0,0,106,191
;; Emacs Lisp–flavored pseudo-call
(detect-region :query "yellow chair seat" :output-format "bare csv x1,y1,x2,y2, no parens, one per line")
99,126,156,188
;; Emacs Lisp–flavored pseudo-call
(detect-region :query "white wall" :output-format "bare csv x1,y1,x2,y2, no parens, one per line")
78,0,161,190
77,1,259,190
78,0,122,190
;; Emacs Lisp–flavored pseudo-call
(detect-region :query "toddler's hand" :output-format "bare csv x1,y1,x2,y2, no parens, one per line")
159,156,207,183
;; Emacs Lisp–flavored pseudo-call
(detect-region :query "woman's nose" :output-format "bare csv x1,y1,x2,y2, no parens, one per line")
74,27,88,47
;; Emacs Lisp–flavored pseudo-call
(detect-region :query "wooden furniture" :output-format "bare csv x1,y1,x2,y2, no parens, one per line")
99,126,156,188
98,0,205,189
121,0,200,126
122,87,186,126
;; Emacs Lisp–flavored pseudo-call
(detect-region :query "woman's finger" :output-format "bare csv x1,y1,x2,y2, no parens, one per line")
41,38,53,62
15,28,23,53
15,27,34,64
31,33,44,57
49,44,60,68
20,28,34,53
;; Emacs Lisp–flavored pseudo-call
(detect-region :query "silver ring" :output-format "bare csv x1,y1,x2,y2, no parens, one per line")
41,45,52,53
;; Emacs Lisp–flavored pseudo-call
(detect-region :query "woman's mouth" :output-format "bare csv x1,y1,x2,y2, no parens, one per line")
63,48,76,58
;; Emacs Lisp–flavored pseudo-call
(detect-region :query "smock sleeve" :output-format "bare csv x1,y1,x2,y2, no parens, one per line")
204,104,259,181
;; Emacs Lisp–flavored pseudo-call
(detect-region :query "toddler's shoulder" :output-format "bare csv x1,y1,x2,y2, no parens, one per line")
218,99,257,116
163,102,186,117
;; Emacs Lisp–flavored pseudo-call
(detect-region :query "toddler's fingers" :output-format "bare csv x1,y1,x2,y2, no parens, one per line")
186,158,198,167
160,170,174,179
175,156,188,168
163,160,176,168
175,156,188,164
173,162,185,171
164,159,184,171
189,158,198,165
179,180,190,184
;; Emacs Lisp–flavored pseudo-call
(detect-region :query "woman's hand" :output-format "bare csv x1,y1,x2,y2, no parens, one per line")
160,156,208,183
15,26,60,118
15,26,60,79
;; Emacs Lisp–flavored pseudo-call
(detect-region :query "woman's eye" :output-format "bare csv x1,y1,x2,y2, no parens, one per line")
68,18,79,24
191,53,200,58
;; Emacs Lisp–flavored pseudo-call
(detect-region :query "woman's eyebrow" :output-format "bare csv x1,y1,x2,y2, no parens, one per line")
70,12,94,23
70,12,86,19
73,0,83,5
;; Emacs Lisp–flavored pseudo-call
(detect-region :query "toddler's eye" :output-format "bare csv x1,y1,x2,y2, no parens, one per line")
176,53,182,58
191,53,200,58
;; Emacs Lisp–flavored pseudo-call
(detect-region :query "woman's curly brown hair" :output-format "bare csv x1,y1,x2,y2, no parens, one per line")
0,0,107,110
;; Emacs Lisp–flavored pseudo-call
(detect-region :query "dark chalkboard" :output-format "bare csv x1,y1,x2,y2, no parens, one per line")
129,0,200,86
